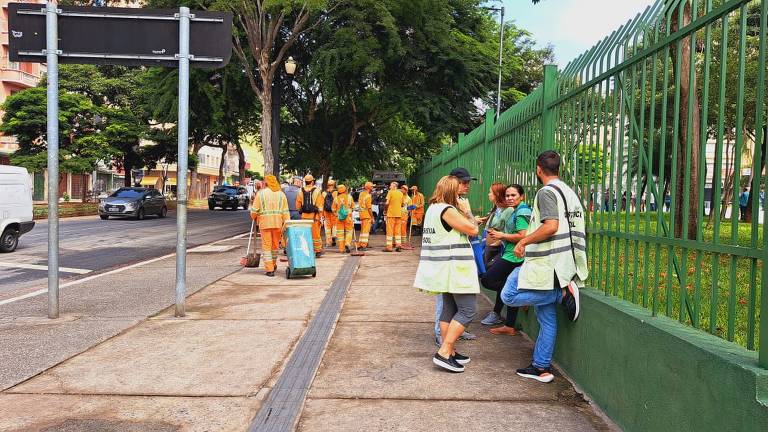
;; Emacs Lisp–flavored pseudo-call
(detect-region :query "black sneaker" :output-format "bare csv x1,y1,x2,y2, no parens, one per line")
433,353,464,373
516,364,554,383
344,246,351,253
265,271,275,277
452,352,470,365
395,246,402,252
315,252,323,258
562,281,580,322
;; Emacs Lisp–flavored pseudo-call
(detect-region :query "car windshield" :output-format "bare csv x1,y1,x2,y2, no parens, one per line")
215,187,238,195
111,189,144,198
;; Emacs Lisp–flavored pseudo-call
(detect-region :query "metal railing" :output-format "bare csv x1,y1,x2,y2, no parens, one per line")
414,0,768,367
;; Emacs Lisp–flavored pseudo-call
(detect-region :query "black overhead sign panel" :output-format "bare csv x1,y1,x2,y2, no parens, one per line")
7,3,232,69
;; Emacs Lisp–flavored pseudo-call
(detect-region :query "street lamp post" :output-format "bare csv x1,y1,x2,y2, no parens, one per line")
483,5,505,119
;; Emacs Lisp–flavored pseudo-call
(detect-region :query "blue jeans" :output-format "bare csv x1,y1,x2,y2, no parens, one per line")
501,267,561,369
434,294,443,338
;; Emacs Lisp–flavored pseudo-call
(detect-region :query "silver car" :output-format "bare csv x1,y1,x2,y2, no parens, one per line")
99,187,168,220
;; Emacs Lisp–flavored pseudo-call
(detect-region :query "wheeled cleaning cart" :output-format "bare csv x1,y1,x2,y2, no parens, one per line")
284,219,317,279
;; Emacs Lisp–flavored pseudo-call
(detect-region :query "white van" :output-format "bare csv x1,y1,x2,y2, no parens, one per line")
0,166,35,252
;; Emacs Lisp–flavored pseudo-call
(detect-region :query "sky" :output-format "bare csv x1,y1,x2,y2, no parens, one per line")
498,0,657,68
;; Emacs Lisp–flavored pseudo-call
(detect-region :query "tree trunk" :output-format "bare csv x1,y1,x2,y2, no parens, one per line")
721,136,735,220
672,1,701,240
271,82,282,175
743,128,766,222
123,158,132,187
260,89,275,176
236,141,246,181
218,145,226,186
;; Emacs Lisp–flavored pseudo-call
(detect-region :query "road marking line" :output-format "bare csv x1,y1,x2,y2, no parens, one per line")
0,262,92,275
0,231,248,307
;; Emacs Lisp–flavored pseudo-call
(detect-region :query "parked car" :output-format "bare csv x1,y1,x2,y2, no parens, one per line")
208,186,248,210
99,187,168,220
0,166,35,252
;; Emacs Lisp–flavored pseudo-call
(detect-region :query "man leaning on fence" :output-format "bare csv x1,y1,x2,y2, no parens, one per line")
500,150,587,384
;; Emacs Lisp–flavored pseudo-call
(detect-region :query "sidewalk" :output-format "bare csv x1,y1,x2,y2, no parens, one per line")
0,235,617,431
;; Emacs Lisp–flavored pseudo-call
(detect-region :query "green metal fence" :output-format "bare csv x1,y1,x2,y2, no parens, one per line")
414,0,768,367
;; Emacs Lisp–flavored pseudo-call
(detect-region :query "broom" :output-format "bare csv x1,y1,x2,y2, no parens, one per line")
240,219,260,267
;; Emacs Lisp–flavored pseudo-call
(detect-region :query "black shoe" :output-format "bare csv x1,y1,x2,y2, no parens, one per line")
395,247,402,252
562,281,580,322
265,271,275,277
452,352,470,365
516,364,554,383
345,246,351,253
433,353,464,373
315,252,323,258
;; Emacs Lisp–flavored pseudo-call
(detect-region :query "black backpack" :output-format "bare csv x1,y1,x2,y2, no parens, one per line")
323,191,334,212
301,188,319,213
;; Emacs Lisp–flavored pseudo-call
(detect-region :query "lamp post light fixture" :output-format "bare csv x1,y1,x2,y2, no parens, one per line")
284,56,297,75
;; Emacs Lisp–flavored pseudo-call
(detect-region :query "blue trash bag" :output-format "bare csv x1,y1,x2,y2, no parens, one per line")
470,236,486,275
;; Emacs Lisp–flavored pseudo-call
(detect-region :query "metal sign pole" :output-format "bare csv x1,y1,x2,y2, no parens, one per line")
174,6,190,317
46,2,59,319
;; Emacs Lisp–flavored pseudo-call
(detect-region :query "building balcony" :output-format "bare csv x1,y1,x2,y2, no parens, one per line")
0,67,40,87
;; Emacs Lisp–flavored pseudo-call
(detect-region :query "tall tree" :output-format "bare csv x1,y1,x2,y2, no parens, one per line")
222,0,341,175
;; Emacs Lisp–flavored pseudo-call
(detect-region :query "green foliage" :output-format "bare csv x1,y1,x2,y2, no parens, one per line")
2,87,111,173
280,0,552,180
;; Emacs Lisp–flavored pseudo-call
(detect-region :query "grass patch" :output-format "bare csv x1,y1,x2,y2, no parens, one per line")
588,212,763,352
33,203,99,220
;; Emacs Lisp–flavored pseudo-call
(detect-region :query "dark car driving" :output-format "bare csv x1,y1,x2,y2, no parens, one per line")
99,187,168,220
208,186,249,210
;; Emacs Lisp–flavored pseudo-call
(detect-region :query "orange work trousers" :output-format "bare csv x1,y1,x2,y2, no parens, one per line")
301,214,324,253
323,211,337,246
385,216,403,250
358,218,372,247
336,217,354,252
260,228,281,272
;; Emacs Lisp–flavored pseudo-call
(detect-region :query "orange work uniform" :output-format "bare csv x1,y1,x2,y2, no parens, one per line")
296,186,324,253
411,192,425,226
333,191,355,252
357,189,373,248
385,189,404,251
251,188,290,272
322,189,338,247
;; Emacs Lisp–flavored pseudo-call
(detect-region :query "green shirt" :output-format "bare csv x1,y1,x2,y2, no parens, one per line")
501,205,531,263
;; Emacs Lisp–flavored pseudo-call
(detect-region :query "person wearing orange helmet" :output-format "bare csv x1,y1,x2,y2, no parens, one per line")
384,182,404,252
333,184,355,253
296,174,324,257
322,180,338,247
357,182,374,250
250,175,290,276
410,185,425,228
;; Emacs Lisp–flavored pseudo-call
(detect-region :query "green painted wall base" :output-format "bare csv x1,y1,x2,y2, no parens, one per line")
513,288,768,432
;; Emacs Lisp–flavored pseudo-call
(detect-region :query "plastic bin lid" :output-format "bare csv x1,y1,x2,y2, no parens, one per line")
284,219,315,227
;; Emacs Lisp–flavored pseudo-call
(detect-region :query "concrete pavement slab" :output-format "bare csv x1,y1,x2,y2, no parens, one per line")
297,399,607,432
308,320,570,402
9,319,304,397
342,283,436,323
0,317,140,392
150,280,329,321
0,394,260,432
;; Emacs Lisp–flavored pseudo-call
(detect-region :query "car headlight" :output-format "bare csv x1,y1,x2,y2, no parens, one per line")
124,202,135,210
209,195,215,199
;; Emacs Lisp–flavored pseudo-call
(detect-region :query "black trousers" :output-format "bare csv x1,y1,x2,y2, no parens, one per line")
480,257,521,327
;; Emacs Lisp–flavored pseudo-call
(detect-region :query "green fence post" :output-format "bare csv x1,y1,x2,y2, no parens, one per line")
483,109,496,215
541,64,559,151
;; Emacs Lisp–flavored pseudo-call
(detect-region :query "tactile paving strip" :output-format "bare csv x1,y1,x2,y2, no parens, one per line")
248,256,361,432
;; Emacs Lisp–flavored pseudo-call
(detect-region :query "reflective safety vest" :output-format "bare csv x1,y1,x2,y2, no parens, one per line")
251,188,289,230
518,179,589,290
358,191,373,220
413,203,480,294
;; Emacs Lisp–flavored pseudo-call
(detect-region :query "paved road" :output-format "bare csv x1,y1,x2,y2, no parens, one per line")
0,208,251,296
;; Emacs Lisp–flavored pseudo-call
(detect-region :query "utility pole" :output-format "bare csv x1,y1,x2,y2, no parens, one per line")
483,5,505,119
